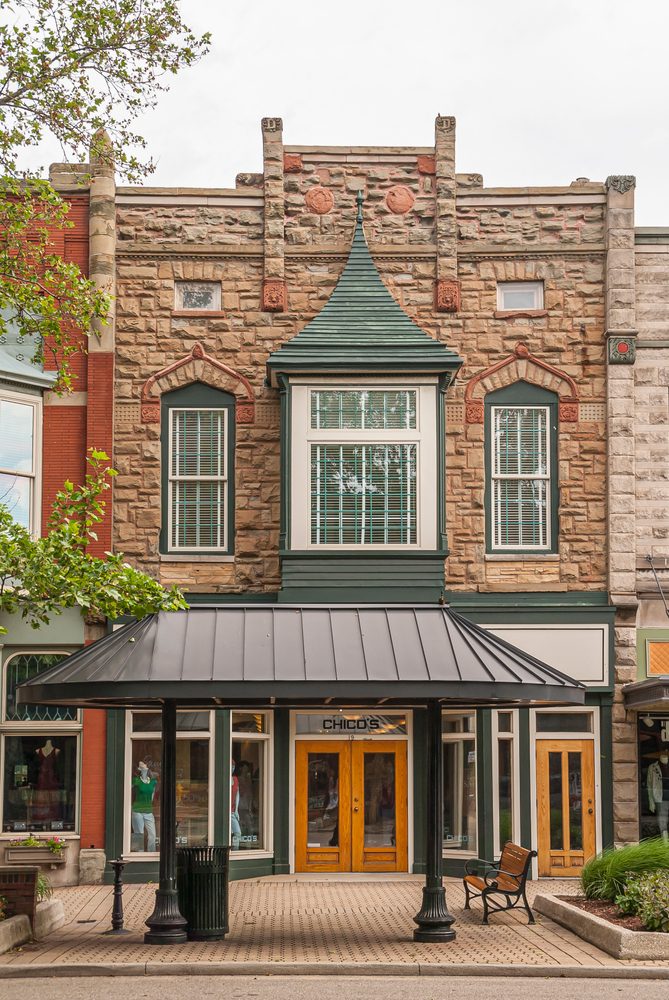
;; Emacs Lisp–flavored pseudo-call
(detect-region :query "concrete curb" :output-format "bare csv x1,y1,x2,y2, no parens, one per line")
0,961,668,979
534,892,669,961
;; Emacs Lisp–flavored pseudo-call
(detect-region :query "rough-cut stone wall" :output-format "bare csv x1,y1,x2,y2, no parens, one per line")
116,202,264,246
457,199,605,246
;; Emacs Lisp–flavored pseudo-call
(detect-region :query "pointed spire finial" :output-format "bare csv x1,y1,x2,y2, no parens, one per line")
356,190,363,222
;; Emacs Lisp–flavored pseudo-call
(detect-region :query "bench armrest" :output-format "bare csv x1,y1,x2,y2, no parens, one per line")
486,867,522,889
464,857,496,876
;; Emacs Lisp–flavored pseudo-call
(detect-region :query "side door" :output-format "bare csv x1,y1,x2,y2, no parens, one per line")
536,739,596,876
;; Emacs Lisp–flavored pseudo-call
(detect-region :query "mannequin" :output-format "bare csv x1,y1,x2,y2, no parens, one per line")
647,752,669,838
231,761,241,849
131,760,157,852
34,739,61,822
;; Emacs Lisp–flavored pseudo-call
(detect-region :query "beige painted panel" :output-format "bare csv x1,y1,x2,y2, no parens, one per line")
484,625,607,685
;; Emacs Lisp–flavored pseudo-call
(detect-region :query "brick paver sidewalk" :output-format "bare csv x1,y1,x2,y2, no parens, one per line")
1,876,667,970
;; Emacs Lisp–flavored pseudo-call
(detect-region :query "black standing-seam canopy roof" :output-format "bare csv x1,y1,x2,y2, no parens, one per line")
16,605,586,709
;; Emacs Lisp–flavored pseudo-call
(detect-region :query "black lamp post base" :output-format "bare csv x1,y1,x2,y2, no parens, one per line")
144,888,188,945
103,927,132,936
413,886,456,943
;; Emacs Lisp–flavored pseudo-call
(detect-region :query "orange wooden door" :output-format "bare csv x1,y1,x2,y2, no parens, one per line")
536,739,596,876
351,741,408,872
295,741,351,872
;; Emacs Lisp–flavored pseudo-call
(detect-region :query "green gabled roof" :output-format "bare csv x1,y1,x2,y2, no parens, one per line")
267,193,463,382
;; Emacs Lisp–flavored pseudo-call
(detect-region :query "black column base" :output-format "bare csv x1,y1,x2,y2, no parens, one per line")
144,887,188,945
413,886,456,943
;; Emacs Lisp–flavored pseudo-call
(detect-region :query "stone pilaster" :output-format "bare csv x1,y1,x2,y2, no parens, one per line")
88,128,116,352
434,115,459,312
261,117,286,312
605,174,639,845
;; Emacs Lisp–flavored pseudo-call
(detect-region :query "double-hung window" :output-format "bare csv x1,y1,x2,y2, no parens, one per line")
0,390,41,534
490,405,551,550
291,383,437,549
168,408,228,552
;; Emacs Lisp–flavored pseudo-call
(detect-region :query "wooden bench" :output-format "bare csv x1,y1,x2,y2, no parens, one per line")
463,841,537,925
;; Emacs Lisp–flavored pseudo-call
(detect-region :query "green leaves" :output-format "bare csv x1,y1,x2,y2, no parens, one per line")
0,448,187,631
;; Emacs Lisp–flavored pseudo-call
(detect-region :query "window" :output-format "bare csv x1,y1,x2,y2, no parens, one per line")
442,712,477,853
485,384,558,553
174,282,221,311
493,709,519,854
1,651,80,834
497,282,544,311
160,384,235,554
231,712,271,853
292,383,437,549
125,711,213,854
0,391,41,533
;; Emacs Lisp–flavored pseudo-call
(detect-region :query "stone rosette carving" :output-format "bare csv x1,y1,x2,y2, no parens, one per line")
434,280,460,313
385,186,415,215
605,175,636,194
558,401,578,422
236,404,255,425
608,337,636,365
141,403,160,423
262,279,287,313
305,186,334,215
465,402,484,424
261,117,283,132
435,115,455,133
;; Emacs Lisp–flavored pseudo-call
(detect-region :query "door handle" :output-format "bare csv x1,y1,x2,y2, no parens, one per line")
588,809,593,814
353,807,359,812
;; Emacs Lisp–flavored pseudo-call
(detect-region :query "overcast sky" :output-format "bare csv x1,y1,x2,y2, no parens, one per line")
36,0,669,225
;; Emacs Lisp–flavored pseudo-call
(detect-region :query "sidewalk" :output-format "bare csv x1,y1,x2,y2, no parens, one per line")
1,875,668,977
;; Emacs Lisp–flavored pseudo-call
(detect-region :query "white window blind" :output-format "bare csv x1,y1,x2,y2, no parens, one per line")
169,409,227,550
0,396,36,531
491,406,550,549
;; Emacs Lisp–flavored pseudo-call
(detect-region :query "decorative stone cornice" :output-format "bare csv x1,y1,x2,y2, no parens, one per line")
605,175,636,194
140,342,255,424
464,343,579,423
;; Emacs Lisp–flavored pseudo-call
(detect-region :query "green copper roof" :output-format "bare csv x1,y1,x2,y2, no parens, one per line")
267,193,463,381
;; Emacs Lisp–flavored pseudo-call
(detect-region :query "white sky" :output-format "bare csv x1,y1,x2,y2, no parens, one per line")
28,0,669,225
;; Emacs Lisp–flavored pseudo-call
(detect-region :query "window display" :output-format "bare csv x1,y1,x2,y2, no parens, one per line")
231,738,264,851
2,734,77,832
638,715,669,840
442,712,476,852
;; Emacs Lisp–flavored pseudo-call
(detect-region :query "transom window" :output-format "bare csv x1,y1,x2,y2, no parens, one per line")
311,390,416,430
168,408,228,551
4,653,76,723
491,406,550,550
174,281,221,311
497,281,544,311
0,392,39,532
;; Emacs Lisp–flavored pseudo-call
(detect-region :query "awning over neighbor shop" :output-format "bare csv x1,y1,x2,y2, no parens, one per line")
16,604,586,709
623,676,669,711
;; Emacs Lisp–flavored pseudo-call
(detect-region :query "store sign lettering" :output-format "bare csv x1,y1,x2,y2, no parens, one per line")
322,717,382,732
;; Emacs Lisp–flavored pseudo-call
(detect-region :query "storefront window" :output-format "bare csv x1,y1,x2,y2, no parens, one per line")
231,713,270,852
127,712,211,853
442,712,476,852
638,714,669,840
494,709,518,853
4,653,75,723
2,734,77,832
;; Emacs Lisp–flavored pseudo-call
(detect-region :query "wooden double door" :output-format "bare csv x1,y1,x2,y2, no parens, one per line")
295,740,408,872
537,739,597,876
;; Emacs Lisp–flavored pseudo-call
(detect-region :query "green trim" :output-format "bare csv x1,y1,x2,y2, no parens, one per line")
278,554,446,604
448,592,609,608
214,710,230,847
484,382,559,556
412,708,426,874
277,374,291,551
159,381,236,556
272,709,290,873
476,709,494,864
104,709,125,878
518,708,532,852
599,700,614,850
636,628,669,681
186,593,279,605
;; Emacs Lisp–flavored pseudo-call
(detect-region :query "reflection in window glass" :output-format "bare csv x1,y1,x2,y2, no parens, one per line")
442,713,475,734
568,752,583,851
498,739,512,846
175,282,221,311
0,400,33,472
548,751,563,850
536,713,592,733
310,390,417,430
231,739,263,851
2,734,77,832
443,739,476,851
306,752,339,848
131,712,210,732
364,752,395,847
129,738,209,852
0,472,31,528
5,654,75,722
232,713,266,733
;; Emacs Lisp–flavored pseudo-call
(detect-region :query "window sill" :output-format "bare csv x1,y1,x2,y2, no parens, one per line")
485,553,559,562
171,311,226,318
160,554,234,563
494,309,547,319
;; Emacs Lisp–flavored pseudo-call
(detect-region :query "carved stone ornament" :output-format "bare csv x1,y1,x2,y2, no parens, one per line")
435,279,460,313
465,402,484,424
305,186,335,215
262,279,287,313
558,400,579,422
141,402,160,423
283,153,302,173
236,403,255,424
608,337,636,365
417,155,436,175
385,186,415,215
605,175,636,194
261,117,283,133
435,116,456,133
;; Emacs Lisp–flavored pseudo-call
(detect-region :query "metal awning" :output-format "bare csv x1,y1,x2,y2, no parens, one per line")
623,676,669,711
17,605,586,708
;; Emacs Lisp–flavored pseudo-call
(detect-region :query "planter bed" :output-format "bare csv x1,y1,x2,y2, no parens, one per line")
4,847,68,866
534,892,669,961
560,896,646,932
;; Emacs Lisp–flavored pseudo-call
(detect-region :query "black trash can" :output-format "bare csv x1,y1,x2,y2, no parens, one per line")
176,846,230,941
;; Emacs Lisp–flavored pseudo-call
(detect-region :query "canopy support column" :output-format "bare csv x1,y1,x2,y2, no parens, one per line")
413,698,456,942
144,698,188,945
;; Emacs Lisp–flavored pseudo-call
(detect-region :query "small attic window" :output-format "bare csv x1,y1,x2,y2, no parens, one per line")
175,282,221,311
497,282,544,312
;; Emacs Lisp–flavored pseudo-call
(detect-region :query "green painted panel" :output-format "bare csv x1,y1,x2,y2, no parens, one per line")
412,708,426,874
104,709,125,879
599,700,614,850
279,554,446,604
273,709,290,874
476,709,494,864
518,708,532,853
214,710,230,847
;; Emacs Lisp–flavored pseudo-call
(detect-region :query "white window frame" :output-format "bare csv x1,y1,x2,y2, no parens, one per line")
491,709,520,856
490,404,551,551
167,407,229,553
497,281,544,311
122,709,215,859
290,379,437,550
1,650,82,837
0,388,42,537
230,711,273,858
174,281,222,311
442,710,477,858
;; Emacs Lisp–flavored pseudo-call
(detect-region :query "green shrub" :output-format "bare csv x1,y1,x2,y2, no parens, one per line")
615,871,669,932
36,872,52,903
580,837,669,901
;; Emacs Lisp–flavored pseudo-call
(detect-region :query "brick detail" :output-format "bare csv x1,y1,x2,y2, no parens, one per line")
80,709,107,849
42,407,87,532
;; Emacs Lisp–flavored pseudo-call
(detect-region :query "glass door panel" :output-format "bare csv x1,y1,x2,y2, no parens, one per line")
351,741,407,872
537,739,595,876
295,742,351,872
